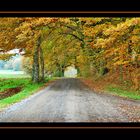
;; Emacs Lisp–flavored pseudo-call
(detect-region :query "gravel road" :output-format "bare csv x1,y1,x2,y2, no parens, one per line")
0,78,139,122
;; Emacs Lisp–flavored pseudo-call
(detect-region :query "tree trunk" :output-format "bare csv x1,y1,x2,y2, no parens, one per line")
32,60,35,81
32,36,41,83
40,46,45,82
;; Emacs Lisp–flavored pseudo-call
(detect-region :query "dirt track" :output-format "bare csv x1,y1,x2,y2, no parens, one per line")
0,78,139,122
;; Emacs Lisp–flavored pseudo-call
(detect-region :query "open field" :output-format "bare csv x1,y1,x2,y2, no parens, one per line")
0,70,30,78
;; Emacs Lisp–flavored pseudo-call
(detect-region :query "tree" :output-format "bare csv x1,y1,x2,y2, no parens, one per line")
0,17,139,90
0,17,58,83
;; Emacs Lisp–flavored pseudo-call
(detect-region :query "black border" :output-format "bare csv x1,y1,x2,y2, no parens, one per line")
0,11,140,132
0,0,140,11
1,11,140,17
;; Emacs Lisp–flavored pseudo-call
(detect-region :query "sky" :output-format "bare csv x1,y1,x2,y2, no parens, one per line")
8,49,20,54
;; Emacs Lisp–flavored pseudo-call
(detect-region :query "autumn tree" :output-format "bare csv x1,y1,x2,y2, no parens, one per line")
0,17,139,90
13,18,58,83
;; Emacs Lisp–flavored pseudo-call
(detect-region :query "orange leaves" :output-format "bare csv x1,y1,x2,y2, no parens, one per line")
77,55,87,64
59,18,71,24
83,18,140,70
132,18,140,25
131,35,140,44
113,60,130,66
0,17,139,73
103,43,131,67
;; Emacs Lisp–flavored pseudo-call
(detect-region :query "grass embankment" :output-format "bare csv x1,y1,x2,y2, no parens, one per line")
106,85,140,100
81,71,140,100
0,77,54,110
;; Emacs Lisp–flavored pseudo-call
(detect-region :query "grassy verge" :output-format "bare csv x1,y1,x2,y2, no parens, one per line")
81,78,140,100
106,85,140,100
0,77,53,110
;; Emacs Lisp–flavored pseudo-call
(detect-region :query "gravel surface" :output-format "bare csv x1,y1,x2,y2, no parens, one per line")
0,78,139,122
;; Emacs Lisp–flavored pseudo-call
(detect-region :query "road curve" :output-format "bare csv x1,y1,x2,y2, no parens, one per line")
0,78,139,122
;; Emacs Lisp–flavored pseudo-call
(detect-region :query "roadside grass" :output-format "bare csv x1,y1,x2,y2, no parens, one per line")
106,85,140,100
0,77,53,110
0,78,30,92
81,78,140,100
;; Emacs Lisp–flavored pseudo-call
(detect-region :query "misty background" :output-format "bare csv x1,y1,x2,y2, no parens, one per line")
0,54,22,72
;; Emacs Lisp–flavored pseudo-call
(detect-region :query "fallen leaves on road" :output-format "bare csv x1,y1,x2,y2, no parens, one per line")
119,104,140,122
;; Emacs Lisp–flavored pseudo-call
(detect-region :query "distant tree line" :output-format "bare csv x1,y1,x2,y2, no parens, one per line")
0,55,22,71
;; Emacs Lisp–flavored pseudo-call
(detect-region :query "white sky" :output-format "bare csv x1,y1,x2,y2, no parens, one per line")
0,49,20,54
8,49,20,54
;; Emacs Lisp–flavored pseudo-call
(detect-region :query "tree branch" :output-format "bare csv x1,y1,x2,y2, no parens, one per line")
59,32,84,43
